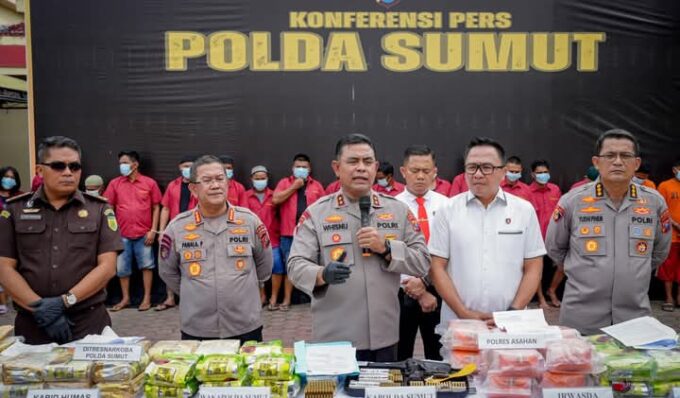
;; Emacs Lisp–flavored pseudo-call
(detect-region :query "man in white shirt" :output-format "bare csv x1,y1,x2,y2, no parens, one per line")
395,145,449,360
429,137,546,326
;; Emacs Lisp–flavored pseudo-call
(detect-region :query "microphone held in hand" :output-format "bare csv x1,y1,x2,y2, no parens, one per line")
359,196,372,257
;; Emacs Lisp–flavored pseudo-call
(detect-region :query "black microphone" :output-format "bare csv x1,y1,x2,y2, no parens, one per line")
359,196,372,257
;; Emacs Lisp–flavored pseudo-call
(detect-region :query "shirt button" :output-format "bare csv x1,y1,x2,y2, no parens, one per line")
52,264,58,269
54,228,59,233
53,246,59,251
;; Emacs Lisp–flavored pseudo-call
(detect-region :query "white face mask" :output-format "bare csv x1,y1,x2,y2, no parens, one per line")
86,190,100,196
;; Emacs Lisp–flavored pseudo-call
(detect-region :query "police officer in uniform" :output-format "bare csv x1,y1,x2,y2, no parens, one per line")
288,134,430,362
160,155,272,342
0,136,123,344
546,129,671,335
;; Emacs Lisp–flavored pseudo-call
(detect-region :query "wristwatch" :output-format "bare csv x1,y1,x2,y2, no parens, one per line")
63,292,78,308
379,239,392,258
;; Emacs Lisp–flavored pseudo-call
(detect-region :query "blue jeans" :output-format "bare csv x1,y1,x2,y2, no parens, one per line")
271,246,286,275
116,237,155,277
279,236,294,275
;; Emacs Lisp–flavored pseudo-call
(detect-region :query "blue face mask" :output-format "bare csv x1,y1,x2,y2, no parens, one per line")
506,171,522,182
293,167,309,180
1,177,16,190
181,167,191,180
377,178,389,187
535,172,551,185
119,164,132,177
253,179,268,191
225,169,234,179
676,170,680,181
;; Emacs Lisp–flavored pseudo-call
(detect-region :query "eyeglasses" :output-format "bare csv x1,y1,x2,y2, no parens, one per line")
597,152,637,162
194,175,227,185
464,163,504,175
39,161,82,172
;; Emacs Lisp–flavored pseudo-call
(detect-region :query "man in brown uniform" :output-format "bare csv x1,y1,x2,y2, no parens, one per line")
0,136,123,344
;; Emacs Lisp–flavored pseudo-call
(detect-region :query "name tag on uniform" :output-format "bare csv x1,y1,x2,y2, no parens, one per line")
19,214,42,221
498,230,523,235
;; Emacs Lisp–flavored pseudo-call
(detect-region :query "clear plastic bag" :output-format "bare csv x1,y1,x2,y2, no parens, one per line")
479,371,535,398
93,353,150,383
486,349,544,378
441,319,489,352
544,338,597,374
196,340,240,356
148,341,199,360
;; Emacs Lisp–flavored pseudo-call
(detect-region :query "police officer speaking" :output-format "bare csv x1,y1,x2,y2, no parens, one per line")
287,134,430,362
0,136,124,344
159,155,273,342
546,129,671,335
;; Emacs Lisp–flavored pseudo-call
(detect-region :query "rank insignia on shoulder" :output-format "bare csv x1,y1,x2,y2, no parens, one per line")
553,205,565,222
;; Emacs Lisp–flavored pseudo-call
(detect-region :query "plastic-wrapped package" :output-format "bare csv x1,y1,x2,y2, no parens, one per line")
448,350,487,373
586,335,624,358
248,354,294,381
252,376,301,398
143,379,199,398
148,341,199,360
201,380,245,388
544,338,595,374
486,349,544,378
480,371,534,398
541,372,590,388
98,372,145,398
444,320,489,352
144,355,199,387
558,326,581,339
240,341,283,364
196,354,244,382
646,350,680,382
93,353,150,383
0,338,22,354
0,382,43,398
610,381,651,397
196,340,240,356
650,380,680,397
44,360,93,382
605,351,656,382
2,350,71,384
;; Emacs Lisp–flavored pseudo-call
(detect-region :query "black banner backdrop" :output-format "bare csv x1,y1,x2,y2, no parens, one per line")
30,0,679,190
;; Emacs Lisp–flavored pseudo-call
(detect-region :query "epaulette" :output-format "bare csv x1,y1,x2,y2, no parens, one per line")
6,192,33,203
232,205,258,220
173,209,195,221
82,192,109,203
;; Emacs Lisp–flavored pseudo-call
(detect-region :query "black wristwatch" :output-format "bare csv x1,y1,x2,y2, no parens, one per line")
379,239,391,258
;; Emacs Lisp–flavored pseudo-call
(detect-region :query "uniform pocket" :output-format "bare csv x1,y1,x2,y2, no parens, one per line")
67,222,98,249
15,219,46,252
321,230,354,265
227,244,253,272
575,237,606,256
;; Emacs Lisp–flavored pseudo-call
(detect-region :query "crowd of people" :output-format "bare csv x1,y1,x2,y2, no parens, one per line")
0,131,677,361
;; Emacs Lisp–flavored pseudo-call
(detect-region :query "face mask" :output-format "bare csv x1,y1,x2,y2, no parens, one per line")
119,164,132,177
253,179,268,191
293,167,309,180
1,177,16,190
181,167,191,180
632,176,645,185
86,190,100,196
225,169,234,179
377,178,389,187
675,170,680,181
535,172,551,185
506,171,522,182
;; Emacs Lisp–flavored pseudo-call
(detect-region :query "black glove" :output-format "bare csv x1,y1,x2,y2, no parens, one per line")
322,250,351,284
30,297,66,328
44,314,73,344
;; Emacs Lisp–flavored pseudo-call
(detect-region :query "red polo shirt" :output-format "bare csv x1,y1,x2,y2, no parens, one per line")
161,177,198,221
570,178,591,191
325,180,341,195
243,188,280,247
104,173,162,239
529,181,562,239
501,179,534,204
275,176,325,236
373,181,405,197
448,173,468,197
434,177,451,196
228,179,245,206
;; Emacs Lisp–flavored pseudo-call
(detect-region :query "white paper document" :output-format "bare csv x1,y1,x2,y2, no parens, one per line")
601,316,678,347
305,344,357,376
493,309,550,332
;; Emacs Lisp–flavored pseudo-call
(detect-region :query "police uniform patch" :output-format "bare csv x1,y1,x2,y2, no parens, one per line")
194,211,202,225
372,194,380,207
235,259,246,270
325,215,344,223
234,219,245,225
184,223,197,232
184,233,200,241
633,207,650,215
376,213,394,221
194,250,202,259
580,206,602,214
593,225,602,234
183,251,192,261
595,183,604,197
580,226,590,235
294,211,311,235
384,233,398,240
106,209,118,231
230,228,248,235
0,210,9,219
581,196,597,203
336,195,346,207
553,206,565,222
22,208,40,213
660,210,671,234
585,240,599,253
332,233,341,243
406,211,420,232
234,245,246,255
160,234,172,260
330,247,345,261
189,262,201,276
643,228,653,238
256,224,270,248
78,209,88,218
636,240,648,255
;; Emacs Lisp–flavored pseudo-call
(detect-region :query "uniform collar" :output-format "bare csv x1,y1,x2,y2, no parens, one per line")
465,188,507,206
592,179,639,201
28,187,85,208
401,189,431,203
333,190,384,209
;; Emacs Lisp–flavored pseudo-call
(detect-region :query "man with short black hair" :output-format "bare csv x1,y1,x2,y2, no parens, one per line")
430,137,545,328
0,136,123,343
220,156,246,206
546,129,671,334
288,134,429,361
104,150,162,312
374,161,405,197
501,156,533,203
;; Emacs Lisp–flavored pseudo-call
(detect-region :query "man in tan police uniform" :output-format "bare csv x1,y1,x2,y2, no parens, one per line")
288,134,430,361
0,136,123,344
546,129,671,335
160,155,272,342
